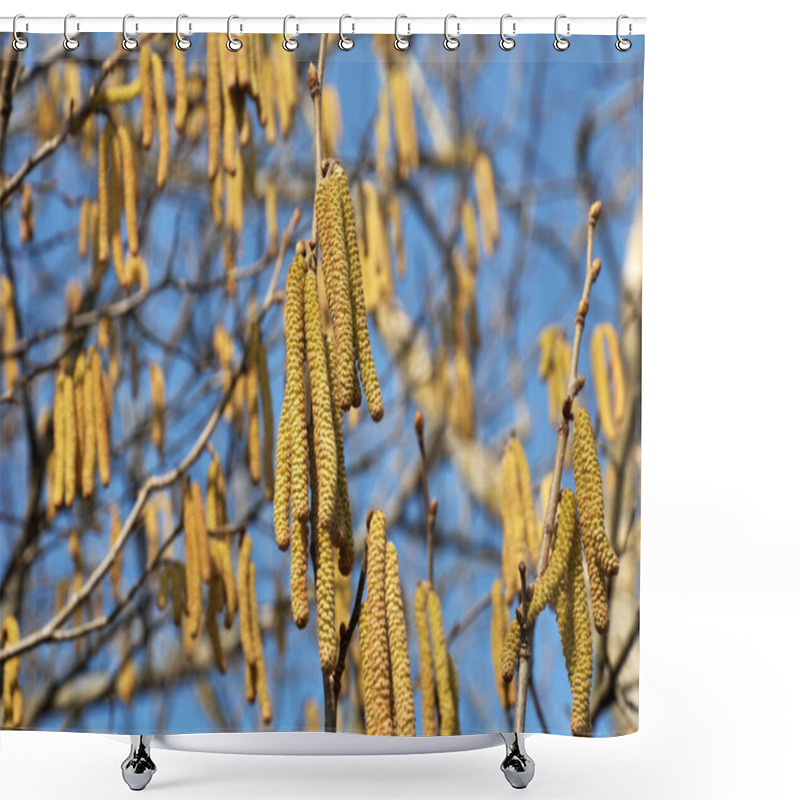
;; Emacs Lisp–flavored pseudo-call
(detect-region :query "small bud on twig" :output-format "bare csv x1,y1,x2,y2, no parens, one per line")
430,497,438,524
589,200,602,223
366,508,374,530
591,257,602,282
307,62,320,96
414,410,424,436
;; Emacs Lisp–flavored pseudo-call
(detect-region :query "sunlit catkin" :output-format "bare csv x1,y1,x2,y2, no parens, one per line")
273,405,292,551
333,166,384,421
2,616,21,727
109,503,122,603
427,589,457,736
19,183,34,243
97,125,111,265
236,535,256,666
250,564,273,724
362,510,393,735
568,529,593,736
206,46,222,180
53,373,66,508
573,407,618,576
414,582,436,736
491,579,514,710
385,542,415,736
247,328,262,485
151,52,170,189
207,577,227,674
108,133,126,288
473,152,500,256
315,171,355,408
388,67,418,179
1,277,19,394
173,47,188,134
304,265,338,531
139,44,154,149
191,482,212,584
313,500,337,676
257,339,275,500
285,249,309,524
500,434,531,602
501,617,521,684
90,347,111,487
290,516,310,629
115,124,139,255
183,484,202,639
149,361,165,455
63,373,77,508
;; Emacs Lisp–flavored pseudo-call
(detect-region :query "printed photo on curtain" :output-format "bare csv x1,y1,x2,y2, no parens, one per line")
0,27,643,750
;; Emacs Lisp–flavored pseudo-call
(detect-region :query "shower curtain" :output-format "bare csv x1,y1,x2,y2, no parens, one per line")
0,30,643,739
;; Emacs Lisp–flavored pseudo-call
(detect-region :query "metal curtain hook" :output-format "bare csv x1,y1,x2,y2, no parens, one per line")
499,14,516,50
175,14,192,50
283,15,299,51
227,15,243,51
394,15,410,51
443,14,460,51
12,15,28,51
339,15,355,50
121,15,139,51
63,14,79,51
616,14,632,51
554,14,570,51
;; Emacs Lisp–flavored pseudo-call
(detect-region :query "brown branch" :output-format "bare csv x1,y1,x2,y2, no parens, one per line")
413,410,438,589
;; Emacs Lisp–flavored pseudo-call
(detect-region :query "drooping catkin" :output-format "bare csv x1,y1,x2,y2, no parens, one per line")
52,373,66,508
500,434,530,602
115,124,139,255
1,277,19,394
2,616,21,727
290,516,310,629
19,183,34,243
208,463,237,627
151,52,170,189
191,482,212,584
427,589,457,736
149,361,165,455
250,562,273,724
173,47,188,134
385,542,415,736
473,152,500,257
414,582,436,736
97,125,111,265
285,249,309,524
207,577,227,674
246,327,262,485
90,347,110,487
568,528,593,737
144,500,159,570
312,489,337,676
237,534,256,665
584,538,609,634
501,617,521,684
361,510,393,735
62,373,77,508
321,85,343,158
490,578,514,710
333,166,384,421
183,484,202,639
206,43,222,180
590,326,614,441
108,131,126,288
257,339,275,499
314,171,355,408
139,44,154,149
539,325,571,426
573,407,618,576
116,632,135,705
273,403,292,551
81,350,96,497
304,265,338,532
170,563,186,627
109,503,122,603
387,67,418,179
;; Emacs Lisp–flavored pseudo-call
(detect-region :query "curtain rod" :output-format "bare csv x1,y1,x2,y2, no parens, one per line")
0,16,646,37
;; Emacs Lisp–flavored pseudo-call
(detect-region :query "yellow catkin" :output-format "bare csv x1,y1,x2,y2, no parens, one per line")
170,563,186,627
207,577,227,674
206,41,222,180
116,635,135,705
96,126,111,265
596,323,625,425
414,582,436,736
144,501,159,570
333,167,384,421
427,590,457,735
93,77,142,106
2,616,21,727
388,67,418,179
265,180,278,256
90,347,110,487
73,355,85,492
210,168,224,226
81,349,96,497
305,698,321,731
285,250,309,524
250,562,273,724
149,361,165,454
115,124,139,255
246,349,261,486
208,458,237,626
218,39,238,177
63,373,77,508
273,35,297,137
362,510,393,735
78,199,92,260
605,326,626,425
257,339,275,500
568,529,593,736
385,542,415,736
500,435,529,602
473,152,500,256
53,373,66,508
321,85,343,157
290,515,310,629
258,39,277,143
273,400,292,551
173,48,187,133
139,44,154,149
375,89,390,182
591,325,614,441
11,686,23,728
585,539,609,634
461,200,480,272
108,133,126,288
109,503,122,603
573,407,619,576
191,481,212,584
150,52,170,189
1,277,19,394
304,265,338,532
554,579,574,687
19,183,34,243
315,173,355,408
312,489,337,676
447,653,461,734
237,535,256,665
183,484,202,639
501,617,521,684
490,579,514,710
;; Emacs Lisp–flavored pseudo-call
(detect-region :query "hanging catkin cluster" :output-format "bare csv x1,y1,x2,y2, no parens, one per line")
500,434,541,603
590,323,626,442
315,162,384,421
490,578,514,712
49,347,111,510
359,511,416,736
274,243,356,638
415,581,460,736
573,407,619,633
2,616,23,728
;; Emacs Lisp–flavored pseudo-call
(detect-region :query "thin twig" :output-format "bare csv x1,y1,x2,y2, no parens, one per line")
414,410,438,589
